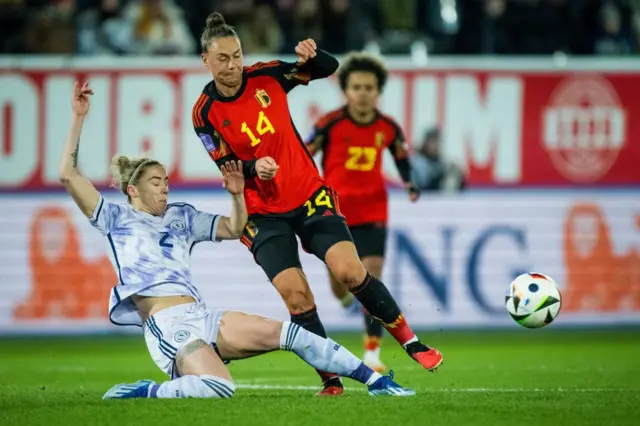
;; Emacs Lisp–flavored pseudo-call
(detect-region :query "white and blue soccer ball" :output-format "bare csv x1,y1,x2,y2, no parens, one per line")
505,272,562,329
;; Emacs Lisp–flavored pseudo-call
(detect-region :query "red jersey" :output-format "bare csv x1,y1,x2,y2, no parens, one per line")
307,107,411,226
192,60,333,215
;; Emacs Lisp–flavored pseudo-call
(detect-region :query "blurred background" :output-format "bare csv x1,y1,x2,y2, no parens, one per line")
0,0,639,335
3,0,640,56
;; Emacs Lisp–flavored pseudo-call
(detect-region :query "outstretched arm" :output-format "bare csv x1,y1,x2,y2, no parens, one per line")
215,161,248,240
59,82,101,218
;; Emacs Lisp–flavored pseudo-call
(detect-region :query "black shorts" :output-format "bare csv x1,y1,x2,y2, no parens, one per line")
241,186,353,281
349,223,387,258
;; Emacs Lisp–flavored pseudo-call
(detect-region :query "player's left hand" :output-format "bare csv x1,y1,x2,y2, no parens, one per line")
221,160,244,195
407,184,420,202
295,39,317,65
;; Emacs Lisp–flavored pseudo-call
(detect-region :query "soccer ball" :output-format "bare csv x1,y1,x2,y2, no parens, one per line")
505,272,562,328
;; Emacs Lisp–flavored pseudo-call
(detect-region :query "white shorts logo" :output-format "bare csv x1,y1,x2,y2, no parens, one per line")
170,220,187,232
174,330,190,343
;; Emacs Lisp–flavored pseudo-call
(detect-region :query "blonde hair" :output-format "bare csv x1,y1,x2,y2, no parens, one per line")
110,155,162,199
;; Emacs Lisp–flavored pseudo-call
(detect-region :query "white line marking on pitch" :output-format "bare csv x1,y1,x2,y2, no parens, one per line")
236,384,638,393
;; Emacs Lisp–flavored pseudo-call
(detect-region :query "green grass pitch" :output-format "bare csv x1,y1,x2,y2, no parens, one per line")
1,329,639,426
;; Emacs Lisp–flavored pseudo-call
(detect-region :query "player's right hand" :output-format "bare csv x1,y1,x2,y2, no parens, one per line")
255,156,279,180
71,81,94,116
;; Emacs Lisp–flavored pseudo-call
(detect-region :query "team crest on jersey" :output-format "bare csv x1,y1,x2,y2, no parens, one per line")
174,330,190,343
375,131,385,148
254,89,271,108
169,220,187,232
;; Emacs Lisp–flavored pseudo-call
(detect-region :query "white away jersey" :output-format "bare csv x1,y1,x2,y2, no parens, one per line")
89,195,221,327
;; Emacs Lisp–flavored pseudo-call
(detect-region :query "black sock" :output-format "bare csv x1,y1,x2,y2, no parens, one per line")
290,305,327,338
364,311,384,338
350,273,401,324
291,306,342,386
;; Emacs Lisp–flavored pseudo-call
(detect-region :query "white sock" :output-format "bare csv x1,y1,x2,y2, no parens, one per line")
149,375,235,399
364,347,381,359
402,336,419,348
280,321,382,386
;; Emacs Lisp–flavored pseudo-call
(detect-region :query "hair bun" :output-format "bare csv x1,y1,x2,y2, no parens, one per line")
206,12,225,28
114,155,131,170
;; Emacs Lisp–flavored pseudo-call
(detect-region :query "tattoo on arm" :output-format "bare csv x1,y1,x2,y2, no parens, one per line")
71,141,80,168
175,339,208,372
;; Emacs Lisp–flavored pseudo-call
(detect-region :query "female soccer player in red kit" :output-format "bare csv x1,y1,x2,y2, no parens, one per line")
192,13,443,396
306,53,419,372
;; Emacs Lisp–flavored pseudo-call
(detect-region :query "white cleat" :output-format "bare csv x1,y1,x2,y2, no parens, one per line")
103,379,155,400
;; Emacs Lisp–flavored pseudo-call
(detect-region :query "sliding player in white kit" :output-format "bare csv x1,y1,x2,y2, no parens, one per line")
59,82,414,399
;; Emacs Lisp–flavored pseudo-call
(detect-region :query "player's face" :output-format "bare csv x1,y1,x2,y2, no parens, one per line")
344,72,380,115
135,165,169,216
202,36,243,88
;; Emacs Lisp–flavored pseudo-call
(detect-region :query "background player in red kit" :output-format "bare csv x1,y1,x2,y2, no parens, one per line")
306,53,419,373
192,12,443,396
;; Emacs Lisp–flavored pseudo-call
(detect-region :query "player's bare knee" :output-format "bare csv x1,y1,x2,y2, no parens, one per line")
285,289,316,313
245,313,283,351
277,281,315,313
175,339,229,378
331,261,366,289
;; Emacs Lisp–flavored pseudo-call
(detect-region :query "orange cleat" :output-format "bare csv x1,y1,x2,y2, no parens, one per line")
405,342,443,372
317,377,344,396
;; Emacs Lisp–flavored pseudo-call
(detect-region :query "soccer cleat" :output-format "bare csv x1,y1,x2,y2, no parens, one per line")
102,379,155,400
317,376,344,396
405,342,443,372
368,371,415,396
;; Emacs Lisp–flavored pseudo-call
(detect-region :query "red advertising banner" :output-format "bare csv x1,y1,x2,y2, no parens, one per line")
1,57,639,189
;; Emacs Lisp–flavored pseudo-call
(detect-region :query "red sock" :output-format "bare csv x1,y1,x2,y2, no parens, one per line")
382,314,417,346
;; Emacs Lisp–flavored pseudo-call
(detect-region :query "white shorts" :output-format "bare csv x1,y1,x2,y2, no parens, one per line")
143,302,226,378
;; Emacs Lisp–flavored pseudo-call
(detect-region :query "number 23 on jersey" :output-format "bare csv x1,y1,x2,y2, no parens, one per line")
241,111,275,147
345,146,378,171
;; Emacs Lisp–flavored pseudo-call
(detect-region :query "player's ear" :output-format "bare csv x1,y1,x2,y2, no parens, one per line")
127,184,139,199
201,52,209,68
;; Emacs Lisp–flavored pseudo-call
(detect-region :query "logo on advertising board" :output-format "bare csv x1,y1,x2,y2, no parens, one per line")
542,75,626,183
13,206,116,320
562,203,640,312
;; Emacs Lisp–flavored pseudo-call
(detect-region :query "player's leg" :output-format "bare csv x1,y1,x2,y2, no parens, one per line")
326,242,443,371
328,268,355,308
351,224,387,372
103,303,235,400
297,188,443,372
361,256,386,370
246,216,344,395
213,311,414,396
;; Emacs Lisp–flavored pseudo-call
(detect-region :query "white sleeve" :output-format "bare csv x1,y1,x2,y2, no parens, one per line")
89,195,122,235
191,209,221,243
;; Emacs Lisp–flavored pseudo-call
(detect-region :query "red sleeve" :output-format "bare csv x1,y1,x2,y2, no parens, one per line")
192,93,229,162
192,92,257,178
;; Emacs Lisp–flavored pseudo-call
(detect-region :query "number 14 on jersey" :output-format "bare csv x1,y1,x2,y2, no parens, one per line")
241,111,275,147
